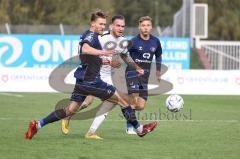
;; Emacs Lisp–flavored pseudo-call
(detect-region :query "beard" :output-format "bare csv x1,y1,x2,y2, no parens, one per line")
142,31,149,36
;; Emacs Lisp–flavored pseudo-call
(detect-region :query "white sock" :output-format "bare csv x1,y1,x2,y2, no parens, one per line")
136,125,143,133
87,101,115,134
87,113,107,134
37,121,41,129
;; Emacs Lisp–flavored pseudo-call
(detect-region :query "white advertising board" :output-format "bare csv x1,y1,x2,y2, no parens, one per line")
0,68,239,95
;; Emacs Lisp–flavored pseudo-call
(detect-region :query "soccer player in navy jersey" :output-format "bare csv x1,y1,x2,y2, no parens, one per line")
62,15,136,139
125,16,162,134
25,11,157,140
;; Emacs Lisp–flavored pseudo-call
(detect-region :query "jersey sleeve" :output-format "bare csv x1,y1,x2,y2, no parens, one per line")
113,37,128,55
124,38,134,56
81,32,97,47
118,47,129,55
155,39,162,71
121,37,130,55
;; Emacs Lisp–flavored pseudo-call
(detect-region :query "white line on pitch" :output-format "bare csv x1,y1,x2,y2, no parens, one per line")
0,117,238,123
108,119,240,123
0,93,23,98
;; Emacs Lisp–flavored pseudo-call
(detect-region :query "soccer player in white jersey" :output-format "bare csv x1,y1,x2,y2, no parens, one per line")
85,15,129,139
61,15,140,139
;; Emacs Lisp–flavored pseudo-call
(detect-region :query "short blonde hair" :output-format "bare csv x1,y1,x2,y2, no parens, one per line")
139,16,152,24
90,10,107,22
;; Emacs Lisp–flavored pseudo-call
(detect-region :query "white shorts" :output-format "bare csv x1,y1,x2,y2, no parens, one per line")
100,75,113,85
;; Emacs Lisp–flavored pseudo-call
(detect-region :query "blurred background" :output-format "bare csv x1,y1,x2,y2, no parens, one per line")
0,1,239,159
1,0,240,40
0,0,240,93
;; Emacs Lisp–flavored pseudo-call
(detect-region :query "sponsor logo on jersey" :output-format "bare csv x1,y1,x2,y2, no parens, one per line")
135,59,151,63
104,41,117,50
143,53,151,59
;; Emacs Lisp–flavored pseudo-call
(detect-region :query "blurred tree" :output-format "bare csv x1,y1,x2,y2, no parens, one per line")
196,0,240,40
113,0,181,27
0,0,10,23
0,0,180,26
0,0,239,40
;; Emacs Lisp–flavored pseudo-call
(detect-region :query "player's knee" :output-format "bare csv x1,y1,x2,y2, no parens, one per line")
135,105,145,111
135,102,145,111
66,107,76,116
66,102,81,116
87,100,93,106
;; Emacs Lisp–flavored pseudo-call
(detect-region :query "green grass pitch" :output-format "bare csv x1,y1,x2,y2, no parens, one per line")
0,93,239,159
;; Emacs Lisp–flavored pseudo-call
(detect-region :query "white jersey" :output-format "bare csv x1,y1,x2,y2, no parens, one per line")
98,31,128,81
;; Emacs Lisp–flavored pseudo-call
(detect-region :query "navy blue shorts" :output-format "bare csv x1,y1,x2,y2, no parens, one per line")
125,70,149,101
70,78,116,102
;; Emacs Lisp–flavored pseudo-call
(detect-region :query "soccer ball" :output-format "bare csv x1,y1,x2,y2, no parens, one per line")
165,94,184,112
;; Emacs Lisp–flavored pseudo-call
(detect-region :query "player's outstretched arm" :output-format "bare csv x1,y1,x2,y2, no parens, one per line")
120,53,144,75
155,53,162,82
82,43,114,55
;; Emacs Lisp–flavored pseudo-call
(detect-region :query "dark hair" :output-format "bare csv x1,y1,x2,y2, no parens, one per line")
139,16,152,24
111,15,125,23
90,10,107,22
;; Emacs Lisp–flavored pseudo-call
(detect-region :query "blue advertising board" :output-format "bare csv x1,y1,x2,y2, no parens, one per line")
0,35,190,69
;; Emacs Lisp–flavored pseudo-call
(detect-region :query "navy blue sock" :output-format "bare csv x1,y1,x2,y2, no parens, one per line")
122,106,140,129
39,109,67,127
127,108,135,128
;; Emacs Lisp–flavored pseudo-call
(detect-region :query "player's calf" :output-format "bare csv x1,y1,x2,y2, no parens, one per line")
126,96,146,134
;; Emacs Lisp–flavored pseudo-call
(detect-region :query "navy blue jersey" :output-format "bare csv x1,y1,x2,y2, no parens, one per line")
126,34,162,75
74,30,103,81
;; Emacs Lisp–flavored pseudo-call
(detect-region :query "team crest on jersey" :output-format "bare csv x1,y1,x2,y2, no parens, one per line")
150,47,156,52
84,33,94,42
139,46,143,50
